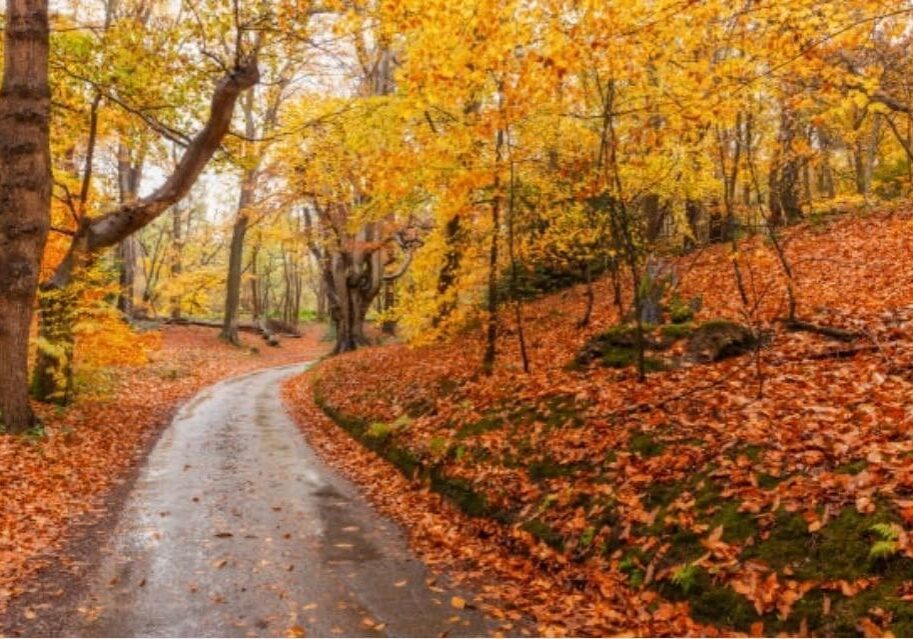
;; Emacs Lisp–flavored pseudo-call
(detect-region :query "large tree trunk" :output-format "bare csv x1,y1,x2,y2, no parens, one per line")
32,60,260,403
642,193,665,243
0,0,52,433
768,107,803,226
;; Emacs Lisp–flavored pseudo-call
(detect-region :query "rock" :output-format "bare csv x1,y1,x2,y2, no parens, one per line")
686,320,756,363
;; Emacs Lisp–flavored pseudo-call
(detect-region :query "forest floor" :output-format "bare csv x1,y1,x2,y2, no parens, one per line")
285,206,913,636
0,324,327,625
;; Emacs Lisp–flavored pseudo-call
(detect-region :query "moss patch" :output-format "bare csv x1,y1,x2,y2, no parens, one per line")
630,431,665,457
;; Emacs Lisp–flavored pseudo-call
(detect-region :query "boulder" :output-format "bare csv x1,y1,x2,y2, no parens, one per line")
686,321,756,363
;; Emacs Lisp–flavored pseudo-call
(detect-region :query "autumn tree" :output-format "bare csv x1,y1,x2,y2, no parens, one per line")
0,0,52,433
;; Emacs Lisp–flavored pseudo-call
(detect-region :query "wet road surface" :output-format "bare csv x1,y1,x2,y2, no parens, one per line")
62,363,492,637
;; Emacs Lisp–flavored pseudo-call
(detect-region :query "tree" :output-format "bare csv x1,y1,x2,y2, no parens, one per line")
32,59,261,402
0,0,52,433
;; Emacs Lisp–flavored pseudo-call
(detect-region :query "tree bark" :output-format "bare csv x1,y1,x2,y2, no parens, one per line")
221,209,250,345
0,0,52,433
431,214,462,328
482,128,504,375
115,141,143,316
768,107,803,226
169,203,183,320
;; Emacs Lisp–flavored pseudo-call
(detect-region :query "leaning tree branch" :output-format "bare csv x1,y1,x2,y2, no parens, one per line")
48,59,261,289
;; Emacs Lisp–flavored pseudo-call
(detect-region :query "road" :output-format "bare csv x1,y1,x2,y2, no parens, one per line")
60,363,491,637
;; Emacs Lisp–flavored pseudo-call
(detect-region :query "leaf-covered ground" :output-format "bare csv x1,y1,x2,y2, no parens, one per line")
0,325,326,614
286,209,913,636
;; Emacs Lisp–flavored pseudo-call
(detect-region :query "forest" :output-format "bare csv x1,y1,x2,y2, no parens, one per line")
2,0,913,637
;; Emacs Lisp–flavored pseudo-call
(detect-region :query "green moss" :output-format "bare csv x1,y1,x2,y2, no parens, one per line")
367,421,395,440
685,569,758,630
522,518,565,551
430,471,494,519
741,508,811,572
669,563,700,594
528,456,588,480
835,459,867,475
579,526,596,548
645,479,682,508
742,505,900,582
597,325,640,346
602,345,637,368
429,436,448,457
710,501,756,543
386,446,421,477
619,552,645,588
661,322,695,339
630,431,665,457
456,413,504,439
824,568,913,636
757,472,784,489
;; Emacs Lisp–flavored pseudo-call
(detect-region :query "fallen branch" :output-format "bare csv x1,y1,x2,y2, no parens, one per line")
163,317,301,339
779,318,860,342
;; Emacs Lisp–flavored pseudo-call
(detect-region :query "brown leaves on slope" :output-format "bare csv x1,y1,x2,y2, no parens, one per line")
293,208,913,635
0,325,326,612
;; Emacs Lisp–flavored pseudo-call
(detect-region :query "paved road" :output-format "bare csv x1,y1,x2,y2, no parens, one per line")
61,363,491,637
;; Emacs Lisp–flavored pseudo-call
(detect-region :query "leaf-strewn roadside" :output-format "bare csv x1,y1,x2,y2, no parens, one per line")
0,325,326,615
286,210,913,636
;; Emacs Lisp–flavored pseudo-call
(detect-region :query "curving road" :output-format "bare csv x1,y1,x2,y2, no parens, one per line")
60,363,491,637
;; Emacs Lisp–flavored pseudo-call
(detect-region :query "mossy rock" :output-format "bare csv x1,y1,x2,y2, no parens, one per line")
660,322,695,340
686,320,756,363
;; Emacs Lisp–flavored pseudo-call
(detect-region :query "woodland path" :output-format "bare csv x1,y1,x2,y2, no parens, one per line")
58,363,491,637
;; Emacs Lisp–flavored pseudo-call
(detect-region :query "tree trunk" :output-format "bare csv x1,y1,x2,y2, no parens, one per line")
221,212,249,345
0,0,52,433
769,108,803,226
683,199,702,251
250,241,262,321
482,129,504,375
117,236,137,316
31,288,75,405
170,203,183,320
316,277,328,322
431,214,462,328
381,280,396,335
642,193,665,242
220,89,258,345
115,142,143,316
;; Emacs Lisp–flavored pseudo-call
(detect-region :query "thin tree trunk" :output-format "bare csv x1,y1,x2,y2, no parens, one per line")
116,142,143,315
0,0,52,432
507,161,529,372
578,263,594,328
170,203,183,320
220,90,258,345
221,212,249,345
482,128,504,375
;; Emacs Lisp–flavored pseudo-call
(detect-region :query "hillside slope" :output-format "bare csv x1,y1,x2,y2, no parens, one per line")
286,209,913,636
